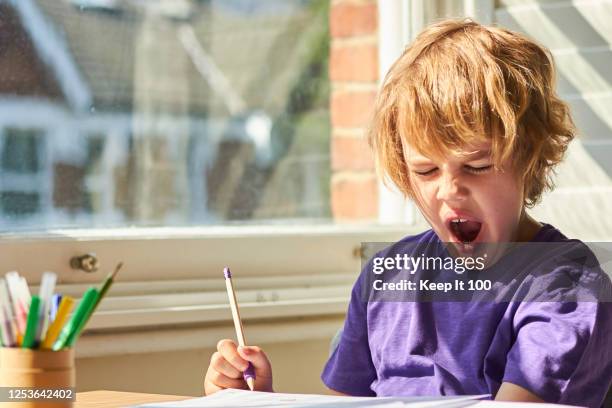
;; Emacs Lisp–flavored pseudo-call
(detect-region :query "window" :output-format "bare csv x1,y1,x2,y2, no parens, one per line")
2,128,41,173
0,128,45,220
0,0,412,356
0,0,334,231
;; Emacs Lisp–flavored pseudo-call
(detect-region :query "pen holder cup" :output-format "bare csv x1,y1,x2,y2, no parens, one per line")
0,347,75,408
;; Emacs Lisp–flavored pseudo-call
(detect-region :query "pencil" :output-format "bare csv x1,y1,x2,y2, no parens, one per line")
80,262,123,330
223,267,255,391
94,262,122,309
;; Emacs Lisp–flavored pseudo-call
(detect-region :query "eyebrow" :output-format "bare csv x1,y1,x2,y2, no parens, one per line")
408,149,492,166
408,158,435,166
461,149,492,160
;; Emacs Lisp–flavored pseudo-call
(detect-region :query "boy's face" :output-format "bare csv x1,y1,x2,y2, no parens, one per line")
403,141,527,249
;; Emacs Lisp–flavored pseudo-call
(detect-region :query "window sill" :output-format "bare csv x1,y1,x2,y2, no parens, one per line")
1,224,422,357
72,274,352,357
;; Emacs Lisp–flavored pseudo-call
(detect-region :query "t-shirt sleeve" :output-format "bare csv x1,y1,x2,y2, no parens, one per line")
503,275,612,407
321,269,377,396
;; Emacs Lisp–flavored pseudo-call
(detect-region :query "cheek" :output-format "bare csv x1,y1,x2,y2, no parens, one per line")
411,178,436,200
410,180,440,219
480,175,524,219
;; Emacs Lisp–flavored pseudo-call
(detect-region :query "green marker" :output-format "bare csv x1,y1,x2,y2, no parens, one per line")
64,289,101,348
22,296,41,348
52,288,98,351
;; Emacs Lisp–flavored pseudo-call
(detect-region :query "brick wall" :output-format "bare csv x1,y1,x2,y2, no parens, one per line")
329,0,379,221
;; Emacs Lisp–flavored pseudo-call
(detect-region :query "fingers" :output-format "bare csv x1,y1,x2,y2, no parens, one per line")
204,380,222,396
205,340,274,395
210,352,242,379
205,340,252,396
217,339,249,371
237,345,273,379
206,368,248,390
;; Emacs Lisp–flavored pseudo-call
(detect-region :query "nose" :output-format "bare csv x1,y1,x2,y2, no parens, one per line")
436,171,468,203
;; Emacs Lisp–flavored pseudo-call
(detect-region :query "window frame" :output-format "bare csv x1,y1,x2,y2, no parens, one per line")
0,224,417,356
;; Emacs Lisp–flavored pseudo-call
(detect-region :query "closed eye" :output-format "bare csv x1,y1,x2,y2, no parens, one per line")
414,168,437,176
465,165,492,174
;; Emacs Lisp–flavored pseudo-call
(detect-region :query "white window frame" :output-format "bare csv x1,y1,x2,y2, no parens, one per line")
375,0,494,226
376,0,417,225
0,224,417,356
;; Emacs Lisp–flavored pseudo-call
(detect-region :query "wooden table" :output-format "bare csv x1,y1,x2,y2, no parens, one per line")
76,390,190,408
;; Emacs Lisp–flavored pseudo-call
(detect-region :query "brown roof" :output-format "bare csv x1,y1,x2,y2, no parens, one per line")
0,4,63,100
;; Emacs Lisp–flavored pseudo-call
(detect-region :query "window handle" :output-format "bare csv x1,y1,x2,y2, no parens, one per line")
70,253,99,273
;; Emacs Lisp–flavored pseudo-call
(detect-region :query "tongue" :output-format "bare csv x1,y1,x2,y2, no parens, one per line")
451,221,482,243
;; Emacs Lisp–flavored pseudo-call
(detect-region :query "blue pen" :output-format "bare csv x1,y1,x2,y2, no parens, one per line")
50,294,62,322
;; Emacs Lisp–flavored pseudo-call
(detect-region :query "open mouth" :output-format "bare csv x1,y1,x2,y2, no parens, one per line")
448,218,482,243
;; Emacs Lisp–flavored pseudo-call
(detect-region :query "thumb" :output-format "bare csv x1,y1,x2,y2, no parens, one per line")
237,346,272,378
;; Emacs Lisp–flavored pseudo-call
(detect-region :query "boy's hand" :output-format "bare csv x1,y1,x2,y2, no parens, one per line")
204,339,273,395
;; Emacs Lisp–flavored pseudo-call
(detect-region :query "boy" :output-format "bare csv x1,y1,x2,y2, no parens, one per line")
203,19,612,406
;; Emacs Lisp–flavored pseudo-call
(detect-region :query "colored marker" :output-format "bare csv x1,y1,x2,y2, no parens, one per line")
5,272,27,335
36,272,57,343
21,296,40,348
41,296,75,350
19,277,31,303
0,303,15,347
50,294,62,322
0,278,16,347
223,267,255,391
52,288,98,350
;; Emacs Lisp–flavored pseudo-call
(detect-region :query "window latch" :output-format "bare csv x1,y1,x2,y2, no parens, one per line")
70,253,100,273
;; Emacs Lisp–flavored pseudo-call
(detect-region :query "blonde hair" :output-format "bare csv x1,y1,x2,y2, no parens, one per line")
369,19,575,207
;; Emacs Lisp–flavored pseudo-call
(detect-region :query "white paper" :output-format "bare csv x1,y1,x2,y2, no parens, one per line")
133,389,489,408
471,402,583,408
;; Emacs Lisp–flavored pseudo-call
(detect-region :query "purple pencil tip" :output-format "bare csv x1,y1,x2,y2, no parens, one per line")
223,267,231,279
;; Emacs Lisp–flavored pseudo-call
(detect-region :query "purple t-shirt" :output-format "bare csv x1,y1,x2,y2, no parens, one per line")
321,223,612,407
